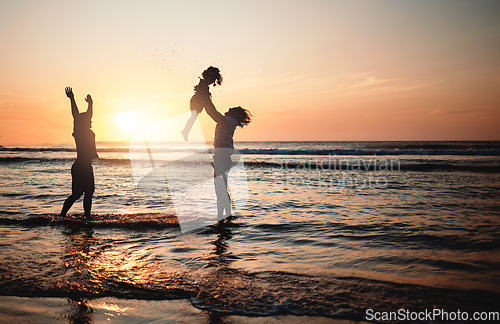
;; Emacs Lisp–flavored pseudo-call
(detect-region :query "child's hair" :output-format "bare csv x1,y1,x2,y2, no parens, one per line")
226,107,252,127
202,66,223,86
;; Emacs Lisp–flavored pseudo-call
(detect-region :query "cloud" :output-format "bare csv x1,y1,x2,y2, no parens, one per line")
336,72,433,95
425,107,497,117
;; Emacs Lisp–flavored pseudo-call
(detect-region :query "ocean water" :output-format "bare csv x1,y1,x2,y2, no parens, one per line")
0,141,499,321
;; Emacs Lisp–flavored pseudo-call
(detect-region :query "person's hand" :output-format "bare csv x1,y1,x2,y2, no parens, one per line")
65,87,74,99
85,94,93,105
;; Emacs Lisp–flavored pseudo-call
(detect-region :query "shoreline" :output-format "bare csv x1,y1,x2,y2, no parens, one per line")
0,296,368,323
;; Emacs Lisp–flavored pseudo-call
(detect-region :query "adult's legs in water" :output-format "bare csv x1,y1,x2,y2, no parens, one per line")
215,172,231,219
213,148,233,219
61,161,94,217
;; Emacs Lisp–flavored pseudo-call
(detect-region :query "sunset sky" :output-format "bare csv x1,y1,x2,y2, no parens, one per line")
1,0,499,145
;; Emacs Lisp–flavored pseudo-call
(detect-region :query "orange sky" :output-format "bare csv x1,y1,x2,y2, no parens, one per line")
1,0,499,145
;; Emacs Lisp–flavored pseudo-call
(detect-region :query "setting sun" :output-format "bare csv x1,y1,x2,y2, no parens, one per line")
114,111,138,131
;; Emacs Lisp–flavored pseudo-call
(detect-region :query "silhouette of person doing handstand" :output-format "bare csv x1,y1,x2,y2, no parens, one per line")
60,87,99,219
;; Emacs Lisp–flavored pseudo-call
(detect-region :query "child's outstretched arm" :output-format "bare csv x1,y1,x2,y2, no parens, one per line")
85,94,93,118
65,87,79,118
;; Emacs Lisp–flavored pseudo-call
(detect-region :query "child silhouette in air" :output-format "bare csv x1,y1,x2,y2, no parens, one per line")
60,87,99,219
181,66,223,141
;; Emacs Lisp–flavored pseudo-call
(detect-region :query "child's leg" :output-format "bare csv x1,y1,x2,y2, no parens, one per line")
182,110,199,141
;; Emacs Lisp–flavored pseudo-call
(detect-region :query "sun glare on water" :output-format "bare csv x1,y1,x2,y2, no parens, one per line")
115,111,138,131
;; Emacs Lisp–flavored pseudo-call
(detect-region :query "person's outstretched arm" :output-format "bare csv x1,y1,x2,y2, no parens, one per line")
204,97,226,124
65,87,79,118
85,94,93,118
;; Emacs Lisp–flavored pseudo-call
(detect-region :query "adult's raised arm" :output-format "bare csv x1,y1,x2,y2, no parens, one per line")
85,94,93,118
204,97,226,125
65,87,79,118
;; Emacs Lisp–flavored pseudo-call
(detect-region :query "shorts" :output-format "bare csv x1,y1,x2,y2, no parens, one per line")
213,148,234,177
71,161,94,195
190,92,206,113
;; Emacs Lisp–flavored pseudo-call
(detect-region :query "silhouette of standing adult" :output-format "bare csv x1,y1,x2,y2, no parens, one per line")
60,87,99,219
202,96,251,219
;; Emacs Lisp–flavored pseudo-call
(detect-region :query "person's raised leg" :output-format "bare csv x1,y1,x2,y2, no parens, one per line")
60,193,82,217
